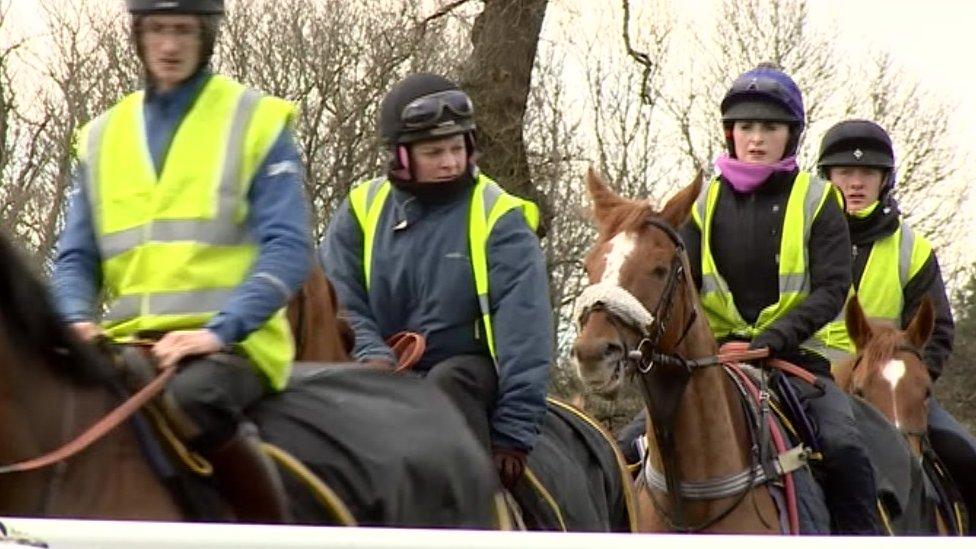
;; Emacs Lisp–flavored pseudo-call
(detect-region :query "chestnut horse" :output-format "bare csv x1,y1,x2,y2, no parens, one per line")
572,169,784,533
286,262,353,362
0,235,502,527
835,295,966,534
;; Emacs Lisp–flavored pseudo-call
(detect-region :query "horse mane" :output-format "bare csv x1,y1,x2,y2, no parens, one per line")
0,234,115,386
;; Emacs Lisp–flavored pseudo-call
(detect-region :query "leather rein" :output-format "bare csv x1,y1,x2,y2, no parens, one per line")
0,341,174,475
576,217,805,532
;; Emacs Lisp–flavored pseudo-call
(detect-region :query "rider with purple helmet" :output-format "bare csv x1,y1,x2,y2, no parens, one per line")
681,63,882,534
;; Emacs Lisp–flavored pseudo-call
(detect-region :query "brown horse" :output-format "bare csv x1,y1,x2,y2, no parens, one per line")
286,262,353,362
0,235,502,527
572,168,783,533
835,295,964,534
835,295,934,456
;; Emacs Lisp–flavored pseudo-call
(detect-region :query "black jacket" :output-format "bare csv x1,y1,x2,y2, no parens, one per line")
848,198,955,380
679,170,852,376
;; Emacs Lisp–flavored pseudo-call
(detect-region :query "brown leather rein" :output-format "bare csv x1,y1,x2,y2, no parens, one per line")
0,342,174,475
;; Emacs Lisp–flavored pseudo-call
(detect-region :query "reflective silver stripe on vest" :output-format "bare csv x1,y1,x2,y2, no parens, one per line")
102,288,235,322
694,184,709,226
83,113,112,229
702,273,807,296
481,179,504,218
96,88,263,260
795,176,825,294
898,223,916,288
801,338,850,364
364,177,387,212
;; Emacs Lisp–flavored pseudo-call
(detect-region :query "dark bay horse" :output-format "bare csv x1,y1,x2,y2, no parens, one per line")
572,168,785,533
835,295,966,534
0,234,502,527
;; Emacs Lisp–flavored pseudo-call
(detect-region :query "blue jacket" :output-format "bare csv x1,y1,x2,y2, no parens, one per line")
320,179,553,452
51,70,311,346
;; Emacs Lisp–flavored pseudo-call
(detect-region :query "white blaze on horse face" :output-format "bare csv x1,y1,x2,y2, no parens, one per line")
881,359,907,427
601,232,636,285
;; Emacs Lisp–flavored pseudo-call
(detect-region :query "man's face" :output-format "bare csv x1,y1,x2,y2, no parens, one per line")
139,14,202,92
828,166,886,213
409,134,467,183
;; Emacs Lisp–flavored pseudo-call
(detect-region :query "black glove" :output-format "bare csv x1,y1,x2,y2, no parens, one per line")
749,331,787,358
492,447,527,489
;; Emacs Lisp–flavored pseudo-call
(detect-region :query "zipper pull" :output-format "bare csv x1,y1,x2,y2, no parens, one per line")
852,244,858,258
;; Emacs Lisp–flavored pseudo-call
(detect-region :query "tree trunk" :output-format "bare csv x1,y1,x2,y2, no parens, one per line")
461,0,550,233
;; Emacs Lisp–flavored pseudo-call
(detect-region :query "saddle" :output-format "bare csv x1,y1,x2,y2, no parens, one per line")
103,342,350,524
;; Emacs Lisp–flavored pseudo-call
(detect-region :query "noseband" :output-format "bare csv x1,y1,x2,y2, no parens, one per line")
575,217,697,386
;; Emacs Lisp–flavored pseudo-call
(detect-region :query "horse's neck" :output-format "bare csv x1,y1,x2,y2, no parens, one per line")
0,356,181,519
646,300,752,480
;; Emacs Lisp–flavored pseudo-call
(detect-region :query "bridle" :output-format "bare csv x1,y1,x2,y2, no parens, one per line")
577,217,762,531
575,217,698,390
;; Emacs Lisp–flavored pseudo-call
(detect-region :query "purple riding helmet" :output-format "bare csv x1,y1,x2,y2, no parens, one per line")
720,65,805,158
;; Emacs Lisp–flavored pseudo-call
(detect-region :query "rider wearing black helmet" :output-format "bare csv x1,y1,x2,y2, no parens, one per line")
52,0,311,522
818,119,975,529
320,73,553,491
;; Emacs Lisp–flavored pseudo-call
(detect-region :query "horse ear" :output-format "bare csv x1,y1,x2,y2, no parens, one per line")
585,166,624,229
905,295,935,350
660,170,703,229
845,294,873,351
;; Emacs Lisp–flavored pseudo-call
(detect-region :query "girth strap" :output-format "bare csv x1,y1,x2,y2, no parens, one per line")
642,445,810,499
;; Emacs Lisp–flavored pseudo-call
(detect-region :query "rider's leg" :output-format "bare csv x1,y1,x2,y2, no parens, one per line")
616,411,646,465
167,354,292,523
927,397,976,531
424,354,497,451
803,375,883,534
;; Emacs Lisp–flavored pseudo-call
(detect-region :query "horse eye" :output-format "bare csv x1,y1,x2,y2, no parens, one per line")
651,266,668,278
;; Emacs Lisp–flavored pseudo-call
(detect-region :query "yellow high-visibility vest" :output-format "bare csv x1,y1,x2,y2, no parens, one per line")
76,75,296,390
853,222,932,324
691,172,853,363
348,173,539,364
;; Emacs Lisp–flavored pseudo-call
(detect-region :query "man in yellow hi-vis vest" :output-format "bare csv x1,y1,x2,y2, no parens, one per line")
51,0,311,523
320,73,553,490
818,119,975,530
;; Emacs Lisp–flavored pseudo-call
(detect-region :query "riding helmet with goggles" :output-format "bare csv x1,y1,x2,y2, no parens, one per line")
378,73,476,146
816,119,896,198
720,63,805,157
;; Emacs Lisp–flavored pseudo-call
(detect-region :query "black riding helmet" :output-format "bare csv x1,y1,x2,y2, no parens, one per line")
378,73,476,146
817,119,896,197
126,0,223,13
127,0,224,77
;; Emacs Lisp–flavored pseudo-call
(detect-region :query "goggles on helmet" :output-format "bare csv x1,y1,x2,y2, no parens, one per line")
400,90,474,130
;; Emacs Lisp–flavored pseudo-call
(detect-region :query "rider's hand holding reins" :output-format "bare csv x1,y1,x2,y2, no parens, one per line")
152,329,223,369
492,447,527,490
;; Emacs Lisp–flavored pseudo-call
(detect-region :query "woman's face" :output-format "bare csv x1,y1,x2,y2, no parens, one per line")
731,120,791,164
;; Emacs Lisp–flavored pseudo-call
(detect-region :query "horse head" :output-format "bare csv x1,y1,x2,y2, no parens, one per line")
572,167,705,396
840,294,935,450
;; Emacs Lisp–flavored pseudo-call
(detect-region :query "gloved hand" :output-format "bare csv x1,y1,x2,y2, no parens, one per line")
749,331,787,358
492,447,527,490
